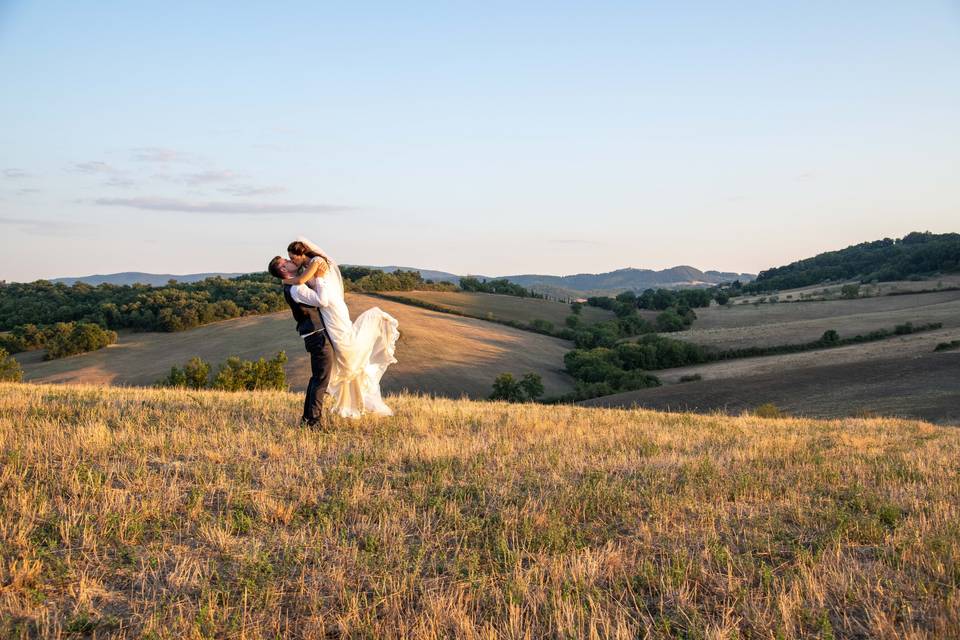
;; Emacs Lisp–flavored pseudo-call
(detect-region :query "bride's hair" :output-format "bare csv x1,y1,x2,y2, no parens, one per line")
287,241,322,260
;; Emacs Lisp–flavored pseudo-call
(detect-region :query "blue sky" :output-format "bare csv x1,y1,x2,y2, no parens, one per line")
1,1,958,281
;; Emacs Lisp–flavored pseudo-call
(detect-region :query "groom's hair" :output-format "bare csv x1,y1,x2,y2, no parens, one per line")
267,256,285,279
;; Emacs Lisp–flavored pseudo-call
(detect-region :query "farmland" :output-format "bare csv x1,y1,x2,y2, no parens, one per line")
376,290,615,327
17,294,577,399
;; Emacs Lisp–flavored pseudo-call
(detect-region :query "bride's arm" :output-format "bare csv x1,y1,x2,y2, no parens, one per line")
282,258,328,285
290,283,329,308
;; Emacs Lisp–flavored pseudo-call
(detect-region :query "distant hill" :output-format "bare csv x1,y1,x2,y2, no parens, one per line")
745,231,960,293
499,266,755,298
42,264,753,295
50,272,245,286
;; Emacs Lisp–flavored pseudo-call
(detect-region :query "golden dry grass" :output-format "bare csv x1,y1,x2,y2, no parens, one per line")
18,294,577,398
686,290,960,350
1,382,959,639
376,290,615,327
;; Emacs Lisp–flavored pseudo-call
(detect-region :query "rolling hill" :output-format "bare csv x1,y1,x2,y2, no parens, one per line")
39,264,755,295
501,265,754,296
17,293,577,398
2,382,957,637
746,231,960,293
50,271,246,286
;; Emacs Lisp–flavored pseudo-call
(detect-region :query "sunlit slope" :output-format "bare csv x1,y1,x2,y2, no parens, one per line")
18,293,576,398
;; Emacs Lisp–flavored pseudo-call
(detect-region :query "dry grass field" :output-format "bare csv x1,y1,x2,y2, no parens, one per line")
732,275,960,304
17,294,576,399
582,347,960,425
377,290,615,327
682,289,960,349
654,326,960,387
583,287,960,424
2,383,959,639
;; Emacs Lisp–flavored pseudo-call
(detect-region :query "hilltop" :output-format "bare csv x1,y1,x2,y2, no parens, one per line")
50,271,246,286
2,383,957,638
747,231,960,293
34,264,755,295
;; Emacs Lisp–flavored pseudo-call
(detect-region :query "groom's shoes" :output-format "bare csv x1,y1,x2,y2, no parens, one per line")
299,417,324,430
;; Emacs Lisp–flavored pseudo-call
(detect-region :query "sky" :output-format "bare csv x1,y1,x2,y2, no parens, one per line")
1,1,958,282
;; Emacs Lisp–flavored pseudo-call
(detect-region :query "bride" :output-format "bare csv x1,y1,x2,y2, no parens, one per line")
282,236,399,418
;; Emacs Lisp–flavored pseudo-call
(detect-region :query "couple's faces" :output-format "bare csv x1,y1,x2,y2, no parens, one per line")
288,252,307,267
281,259,298,278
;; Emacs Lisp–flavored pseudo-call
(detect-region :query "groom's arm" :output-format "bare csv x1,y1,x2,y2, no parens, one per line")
290,283,329,308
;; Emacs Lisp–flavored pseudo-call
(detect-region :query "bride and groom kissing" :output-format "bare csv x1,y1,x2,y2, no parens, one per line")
267,237,399,428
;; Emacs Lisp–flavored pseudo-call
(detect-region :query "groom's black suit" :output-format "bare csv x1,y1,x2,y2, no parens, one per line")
282,285,334,426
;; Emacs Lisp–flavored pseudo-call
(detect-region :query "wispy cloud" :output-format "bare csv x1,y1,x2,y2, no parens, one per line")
182,169,240,185
94,196,352,215
72,161,119,174
3,169,30,179
131,147,198,163
104,177,136,188
218,184,287,196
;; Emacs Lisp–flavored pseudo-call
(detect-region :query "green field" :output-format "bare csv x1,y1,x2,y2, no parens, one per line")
2,383,958,638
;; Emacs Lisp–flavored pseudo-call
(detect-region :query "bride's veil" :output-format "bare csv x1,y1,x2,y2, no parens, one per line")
296,236,345,299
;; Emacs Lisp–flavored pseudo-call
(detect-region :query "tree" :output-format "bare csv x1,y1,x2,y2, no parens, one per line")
529,319,554,334
841,284,860,299
655,310,686,332
519,373,544,401
570,302,583,315
820,329,840,345
183,357,211,389
0,348,23,382
489,373,526,402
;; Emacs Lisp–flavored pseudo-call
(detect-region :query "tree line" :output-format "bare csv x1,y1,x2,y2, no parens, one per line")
561,322,944,401
459,277,543,298
744,231,960,293
0,321,117,359
0,268,466,359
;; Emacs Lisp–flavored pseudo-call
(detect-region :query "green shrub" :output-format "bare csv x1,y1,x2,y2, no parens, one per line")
212,352,288,391
0,348,23,382
655,309,686,332
934,340,960,352
529,319,554,334
841,284,860,299
158,352,286,391
753,403,785,418
44,322,117,360
490,372,544,402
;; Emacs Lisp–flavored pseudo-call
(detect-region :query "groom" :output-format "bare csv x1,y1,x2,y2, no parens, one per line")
268,256,333,428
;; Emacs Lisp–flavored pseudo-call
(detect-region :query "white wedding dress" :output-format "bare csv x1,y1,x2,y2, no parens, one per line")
298,238,400,418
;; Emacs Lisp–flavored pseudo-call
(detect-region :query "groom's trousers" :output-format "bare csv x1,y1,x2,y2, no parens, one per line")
303,330,334,424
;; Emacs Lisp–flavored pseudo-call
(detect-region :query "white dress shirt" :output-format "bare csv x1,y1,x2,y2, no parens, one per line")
289,283,328,338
